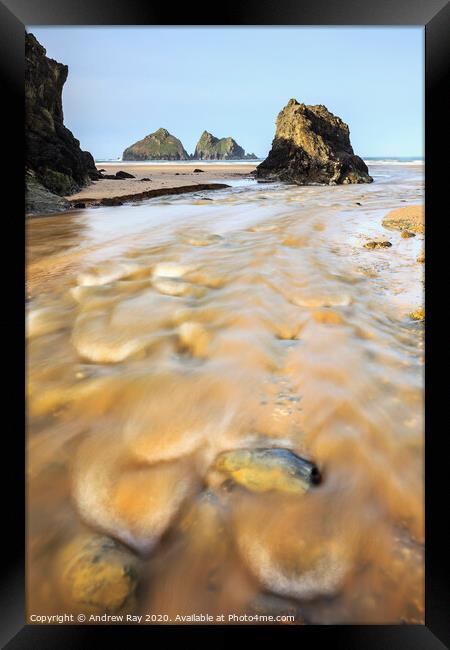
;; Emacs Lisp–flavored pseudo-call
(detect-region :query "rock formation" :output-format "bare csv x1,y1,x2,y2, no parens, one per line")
256,99,372,185
122,128,189,161
193,131,257,160
25,32,100,208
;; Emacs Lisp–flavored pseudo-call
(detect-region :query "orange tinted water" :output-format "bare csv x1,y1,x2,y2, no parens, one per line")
26,166,424,624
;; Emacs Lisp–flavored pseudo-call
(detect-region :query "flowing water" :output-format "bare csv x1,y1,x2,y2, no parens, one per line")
26,164,424,624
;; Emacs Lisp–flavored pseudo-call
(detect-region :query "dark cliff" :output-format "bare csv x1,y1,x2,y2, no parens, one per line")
25,32,100,205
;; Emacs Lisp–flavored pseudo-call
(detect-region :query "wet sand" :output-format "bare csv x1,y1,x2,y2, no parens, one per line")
27,163,424,624
68,163,257,202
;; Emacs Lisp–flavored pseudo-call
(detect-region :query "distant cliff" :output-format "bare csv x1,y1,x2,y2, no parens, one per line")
25,32,99,208
193,131,257,160
256,99,372,185
123,128,189,161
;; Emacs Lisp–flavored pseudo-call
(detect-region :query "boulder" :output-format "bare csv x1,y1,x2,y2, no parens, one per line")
364,240,392,249
256,98,372,185
56,533,140,614
115,170,135,179
410,307,424,321
25,170,71,216
193,131,249,160
122,128,189,161
213,448,320,495
25,33,100,197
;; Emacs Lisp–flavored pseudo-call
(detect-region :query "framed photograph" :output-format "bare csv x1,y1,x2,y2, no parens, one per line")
1,0,448,647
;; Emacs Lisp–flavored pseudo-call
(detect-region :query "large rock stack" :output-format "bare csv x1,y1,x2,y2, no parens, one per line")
256,99,372,185
122,128,189,161
193,131,254,160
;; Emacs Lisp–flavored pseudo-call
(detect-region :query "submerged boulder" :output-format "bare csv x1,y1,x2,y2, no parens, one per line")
122,128,189,161
256,99,372,185
56,533,140,614
213,447,321,495
25,33,100,198
193,130,255,160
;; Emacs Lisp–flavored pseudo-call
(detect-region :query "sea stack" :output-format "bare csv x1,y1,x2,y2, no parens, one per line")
122,128,189,161
25,32,100,212
256,99,372,185
193,131,256,160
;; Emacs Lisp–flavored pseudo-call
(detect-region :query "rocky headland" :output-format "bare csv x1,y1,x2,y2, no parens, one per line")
25,33,100,215
256,98,372,185
122,128,189,161
193,131,257,160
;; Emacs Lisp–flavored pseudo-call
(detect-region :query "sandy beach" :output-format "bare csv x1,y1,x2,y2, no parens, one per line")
67,163,257,203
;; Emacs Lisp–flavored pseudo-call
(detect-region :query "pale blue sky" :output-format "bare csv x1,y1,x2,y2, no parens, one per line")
28,27,424,160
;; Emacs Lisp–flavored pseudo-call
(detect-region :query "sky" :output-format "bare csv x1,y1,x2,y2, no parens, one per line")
28,27,424,160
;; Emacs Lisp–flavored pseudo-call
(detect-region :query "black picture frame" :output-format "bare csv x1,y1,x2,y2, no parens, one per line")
1,0,448,647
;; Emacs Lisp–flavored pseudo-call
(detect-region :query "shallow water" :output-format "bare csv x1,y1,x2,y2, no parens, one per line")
26,164,424,624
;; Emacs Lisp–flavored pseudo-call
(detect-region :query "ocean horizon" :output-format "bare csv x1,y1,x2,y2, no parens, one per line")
94,156,425,166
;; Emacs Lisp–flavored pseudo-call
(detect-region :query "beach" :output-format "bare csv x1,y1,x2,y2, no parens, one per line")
26,161,424,624
67,163,257,203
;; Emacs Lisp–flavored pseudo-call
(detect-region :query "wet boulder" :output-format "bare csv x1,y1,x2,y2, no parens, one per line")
410,307,424,321
364,240,392,249
56,533,140,614
213,447,320,495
